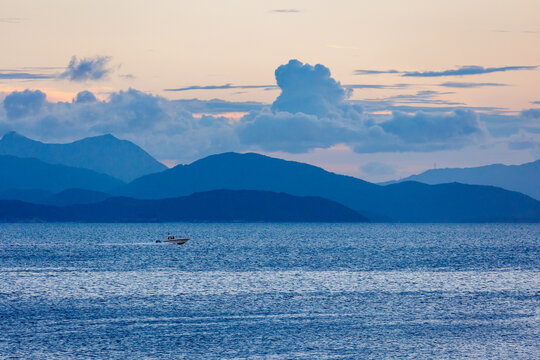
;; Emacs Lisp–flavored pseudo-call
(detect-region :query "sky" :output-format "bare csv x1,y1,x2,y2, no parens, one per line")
1,0,539,182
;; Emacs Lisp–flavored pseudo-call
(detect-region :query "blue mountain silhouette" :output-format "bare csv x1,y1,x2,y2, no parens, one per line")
119,152,540,222
0,190,367,222
0,132,166,182
0,155,123,193
383,160,540,200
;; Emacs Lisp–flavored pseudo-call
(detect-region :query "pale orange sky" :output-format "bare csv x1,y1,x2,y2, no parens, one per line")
1,0,539,182
1,0,539,109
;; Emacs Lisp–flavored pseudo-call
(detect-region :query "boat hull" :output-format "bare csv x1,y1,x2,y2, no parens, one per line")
163,238,189,245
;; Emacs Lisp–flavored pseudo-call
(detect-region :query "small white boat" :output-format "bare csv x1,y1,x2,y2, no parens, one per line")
163,237,189,245
156,233,189,245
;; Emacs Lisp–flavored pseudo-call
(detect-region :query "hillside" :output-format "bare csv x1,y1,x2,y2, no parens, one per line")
383,160,540,200
0,132,166,181
0,155,124,193
119,152,540,222
0,190,368,223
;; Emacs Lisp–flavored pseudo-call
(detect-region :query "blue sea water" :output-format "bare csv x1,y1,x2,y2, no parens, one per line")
0,223,539,359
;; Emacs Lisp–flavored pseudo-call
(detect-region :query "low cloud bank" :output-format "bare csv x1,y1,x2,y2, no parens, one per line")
1,59,536,161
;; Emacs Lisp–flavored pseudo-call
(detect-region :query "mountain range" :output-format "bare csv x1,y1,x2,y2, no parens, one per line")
0,190,366,222
383,160,540,201
0,132,166,182
0,155,123,193
1,132,539,223
119,152,540,222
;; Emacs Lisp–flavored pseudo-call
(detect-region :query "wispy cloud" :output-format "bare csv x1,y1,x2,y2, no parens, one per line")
164,84,277,92
355,65,537,77
60,56,113,82
403,65,537,77
439,82,509,88
0,57,114,82
0,18,23,24
165,83,409,92
271,9,301,13
344,84,410,89
0,72,53,80
354,69,400,75
532,101,540,105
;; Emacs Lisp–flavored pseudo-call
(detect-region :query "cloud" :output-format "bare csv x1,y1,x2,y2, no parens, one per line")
361,90,464,106
173,99,264,114
164,82,407,92
378,110,483,148
60,56,113,81
0,88,238,161
165,84,275,92
521,108,540,119
271,9,301,13
439,82,509,88
403,65,537,77
507,131,540,158
74,91,97,103
0,72,53,80
238,110,357,153
354,69,400,75
344,84,411,89
272,59,361,118
0,60,518,162
360,162,396,176
0,18,23,23
532,101,540,105
238,60,484,154
3,89,47,119
354,65,537,77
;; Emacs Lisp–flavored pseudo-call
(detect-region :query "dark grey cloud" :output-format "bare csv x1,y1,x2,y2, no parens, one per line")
439,82,509,88
60,56,113,82
355,65,537,77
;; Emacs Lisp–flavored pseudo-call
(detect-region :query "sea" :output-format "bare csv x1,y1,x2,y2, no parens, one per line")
0,223,538,359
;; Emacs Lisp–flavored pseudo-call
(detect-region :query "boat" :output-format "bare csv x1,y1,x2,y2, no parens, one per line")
156,233,189,245
163,237,189,245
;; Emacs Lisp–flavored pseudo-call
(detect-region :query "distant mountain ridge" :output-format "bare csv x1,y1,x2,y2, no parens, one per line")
0,190,367,223
0,155,124,193
118,152,540,222
383,160,540,200
0,132,166,181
